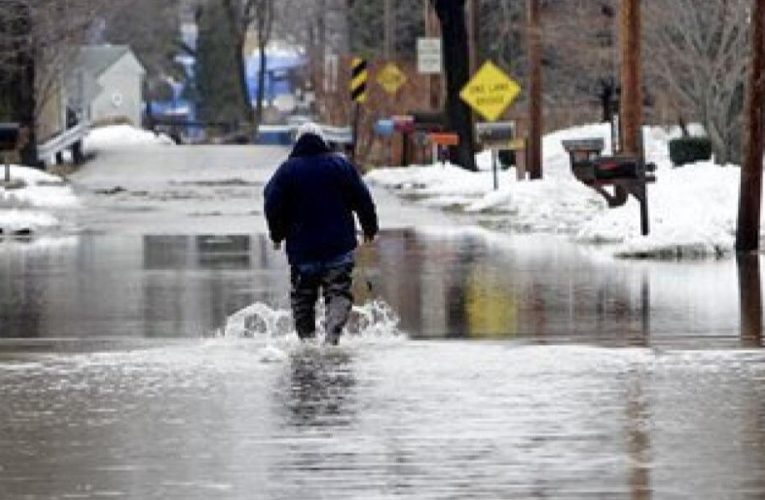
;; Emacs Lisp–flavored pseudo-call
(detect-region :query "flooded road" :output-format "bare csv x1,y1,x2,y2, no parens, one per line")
0,229,760,347
1,145,764,499
2,230,764,499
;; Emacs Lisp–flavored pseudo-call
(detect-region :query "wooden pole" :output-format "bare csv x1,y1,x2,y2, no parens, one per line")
425,0,442,111
527,0,543,179
736,0,765,253
619,0,642,156
384,0,395,60
737,254,763,345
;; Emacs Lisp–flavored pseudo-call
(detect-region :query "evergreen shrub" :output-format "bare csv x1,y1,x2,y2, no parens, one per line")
669,137,712,166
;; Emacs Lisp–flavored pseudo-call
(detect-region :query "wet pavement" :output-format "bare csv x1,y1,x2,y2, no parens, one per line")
1,145,764,499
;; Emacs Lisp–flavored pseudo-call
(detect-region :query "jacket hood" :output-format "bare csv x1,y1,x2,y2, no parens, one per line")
289,133,331,159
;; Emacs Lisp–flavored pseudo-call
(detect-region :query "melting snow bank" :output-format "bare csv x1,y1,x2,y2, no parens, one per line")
366,123,741,259
84,124,175,152
0,165,80,235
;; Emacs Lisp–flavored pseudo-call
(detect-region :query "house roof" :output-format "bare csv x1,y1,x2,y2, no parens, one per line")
78,45,137,77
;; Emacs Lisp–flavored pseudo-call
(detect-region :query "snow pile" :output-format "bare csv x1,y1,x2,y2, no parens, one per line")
84,125,175,152
367,123,744,259
0,165,79,234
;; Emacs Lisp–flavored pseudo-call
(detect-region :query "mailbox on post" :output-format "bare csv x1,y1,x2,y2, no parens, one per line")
0,123,20,151
391,115,415,134
390,115,414,166
475,121,515,148
476,121,516,189
411,112,446,132
428,132,459,166
0,123,20,184
374,119,395,138
562,137,656,235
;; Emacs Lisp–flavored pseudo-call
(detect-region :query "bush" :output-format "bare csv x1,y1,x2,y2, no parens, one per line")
669,136,713,166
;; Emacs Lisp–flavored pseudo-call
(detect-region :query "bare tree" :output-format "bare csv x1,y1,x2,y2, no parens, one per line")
253,0,275,133
0,0,120,165
220,0,258,131
645,0,750,164
217,0,276,137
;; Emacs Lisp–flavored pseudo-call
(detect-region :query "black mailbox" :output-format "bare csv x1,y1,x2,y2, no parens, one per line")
0,123,20,151
411,112,446,132
593,156,641,180
562,136,656,236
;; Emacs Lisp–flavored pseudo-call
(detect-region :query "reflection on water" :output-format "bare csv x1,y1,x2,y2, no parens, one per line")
279,349,356,428
625,375,652,500
0,230,762,346
738,254,763,347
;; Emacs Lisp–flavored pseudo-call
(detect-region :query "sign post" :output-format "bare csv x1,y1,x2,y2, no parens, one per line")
461,63,522,189
460,61,521,122
476,121,516,190
428,132,460,167
350,58,368,162
377,62,407,95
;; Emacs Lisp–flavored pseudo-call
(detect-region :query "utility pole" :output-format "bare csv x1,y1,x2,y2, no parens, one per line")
736,0,765,252
527,0,543,179
619,0,642,156
737,254,763,345
384,0,395,59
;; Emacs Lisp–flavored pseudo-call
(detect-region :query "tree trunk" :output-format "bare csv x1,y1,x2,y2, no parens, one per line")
736,0,765,252
432,0,476,171
255,42,267,139
11,2,39,167
467,0,480,73
18,41,38,167
234,36,255,135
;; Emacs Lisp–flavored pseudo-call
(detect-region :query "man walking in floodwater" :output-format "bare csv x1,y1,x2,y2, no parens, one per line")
264,122,378,345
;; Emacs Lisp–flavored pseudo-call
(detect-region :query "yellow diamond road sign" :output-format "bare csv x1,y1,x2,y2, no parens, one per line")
377,63,407,95
460,61,522,122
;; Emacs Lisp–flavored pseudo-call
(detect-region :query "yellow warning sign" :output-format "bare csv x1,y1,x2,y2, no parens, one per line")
460,61,522,122
377,63,407,95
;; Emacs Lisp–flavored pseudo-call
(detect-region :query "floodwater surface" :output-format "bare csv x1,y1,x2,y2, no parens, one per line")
1,229,764,499
0,229,760,345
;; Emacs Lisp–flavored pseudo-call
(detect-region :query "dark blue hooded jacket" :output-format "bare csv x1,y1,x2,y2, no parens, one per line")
264,134,378,266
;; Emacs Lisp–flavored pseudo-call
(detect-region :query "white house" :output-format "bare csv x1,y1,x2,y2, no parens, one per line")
68,45,146,127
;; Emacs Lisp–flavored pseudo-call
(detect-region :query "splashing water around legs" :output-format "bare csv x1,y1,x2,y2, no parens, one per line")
218,300,403,343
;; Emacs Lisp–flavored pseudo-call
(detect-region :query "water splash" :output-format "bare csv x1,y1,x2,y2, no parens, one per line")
218,299,403,341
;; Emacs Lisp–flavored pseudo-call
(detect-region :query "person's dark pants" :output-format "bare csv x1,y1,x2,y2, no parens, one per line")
290,263,354,344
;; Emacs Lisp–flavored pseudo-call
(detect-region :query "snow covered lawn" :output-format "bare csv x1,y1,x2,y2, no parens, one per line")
366,123,743,259
0,165,79,235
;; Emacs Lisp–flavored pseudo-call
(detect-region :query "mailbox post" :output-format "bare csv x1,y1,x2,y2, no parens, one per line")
428,132,460,167
562,137,656,235
0,123,20,185
476,121,515,190
411,112,446,164
392,115,415,166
